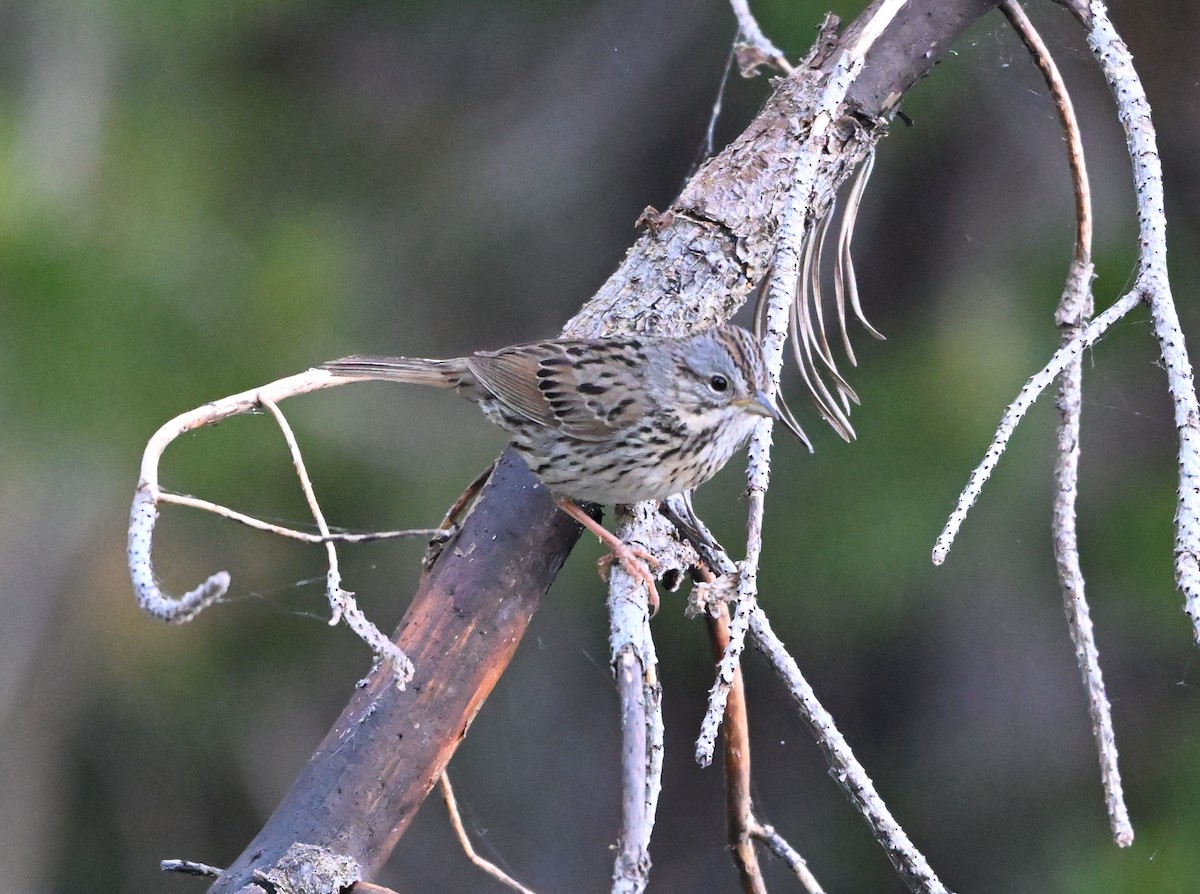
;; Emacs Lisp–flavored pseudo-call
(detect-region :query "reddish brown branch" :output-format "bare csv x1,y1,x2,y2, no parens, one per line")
708,604,766,894
209,452,580,892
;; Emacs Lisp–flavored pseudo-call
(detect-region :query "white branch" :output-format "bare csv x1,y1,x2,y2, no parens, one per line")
158,492,448,545
1000,0,1132,847
932,291,1141,564
935,2,1200,644
608,506,669,894
259,395,413,685
1086,1,1200,641
129,369,345,622
748,606,950,894
750,821,826,893
729,0,793,76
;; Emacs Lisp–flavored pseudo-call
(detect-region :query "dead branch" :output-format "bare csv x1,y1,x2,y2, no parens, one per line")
608,506,677,894
999,0,1131,848
936,2,1200,645
128,369,419,684
698,0,910,770
748,607,949,894
709,603,767,894
440,773,538,894
1084,1,1200,641
674,506,942,893
125,2,1013,890
708,600,824,894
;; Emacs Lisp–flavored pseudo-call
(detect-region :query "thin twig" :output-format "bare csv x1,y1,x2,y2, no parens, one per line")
685,519,944,892
1085,1,1200,641
1000,0,1132,848
750,822,826,893
439,773,537,894
710,599,825,894
258,395,414,685
998,6,1091,257
159,492,449,544
729,0,793,76
126,368,416,684
352,883,402,894
707,595,766,894
934,2,1200,644
932,290,1141,564
748,606,950,894
695,40,737,173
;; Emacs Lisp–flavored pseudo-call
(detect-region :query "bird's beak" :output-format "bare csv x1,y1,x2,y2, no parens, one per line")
734,391,814,451
734,391,781,420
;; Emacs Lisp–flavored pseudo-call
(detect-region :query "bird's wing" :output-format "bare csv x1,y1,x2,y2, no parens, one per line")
466,340,652,441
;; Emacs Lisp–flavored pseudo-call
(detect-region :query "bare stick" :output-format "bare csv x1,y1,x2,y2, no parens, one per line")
698,0,909,768
608,506,667,894
729,0,793,76
439,773,537,894
681,523,932,893
1000,0,1132,847
693,568,828,893
158,491,448,545
1084,2,1200,640
1053,260,1134,847
748,606,951,894
258,395,414,685
935,2,1200,641
931,290,1141,564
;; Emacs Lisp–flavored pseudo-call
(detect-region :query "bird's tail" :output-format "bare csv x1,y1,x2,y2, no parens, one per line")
321,355,462,388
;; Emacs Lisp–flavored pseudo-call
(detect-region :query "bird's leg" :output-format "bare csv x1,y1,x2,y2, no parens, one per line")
555,498,660,615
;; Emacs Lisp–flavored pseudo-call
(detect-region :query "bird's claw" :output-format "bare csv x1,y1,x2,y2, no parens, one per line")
597,545,661,616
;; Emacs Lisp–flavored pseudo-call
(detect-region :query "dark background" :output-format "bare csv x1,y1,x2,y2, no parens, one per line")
2,1,1199,891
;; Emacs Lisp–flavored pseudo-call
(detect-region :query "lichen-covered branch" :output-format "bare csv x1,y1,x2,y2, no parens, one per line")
608,508,667,894
1084,1,1200,641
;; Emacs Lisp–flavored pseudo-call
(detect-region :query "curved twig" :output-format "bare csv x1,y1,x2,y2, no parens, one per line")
440,773,538,894
128,367,415,685
129,369,342,623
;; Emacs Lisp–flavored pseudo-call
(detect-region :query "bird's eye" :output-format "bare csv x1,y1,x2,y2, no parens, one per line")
709,374,729,393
